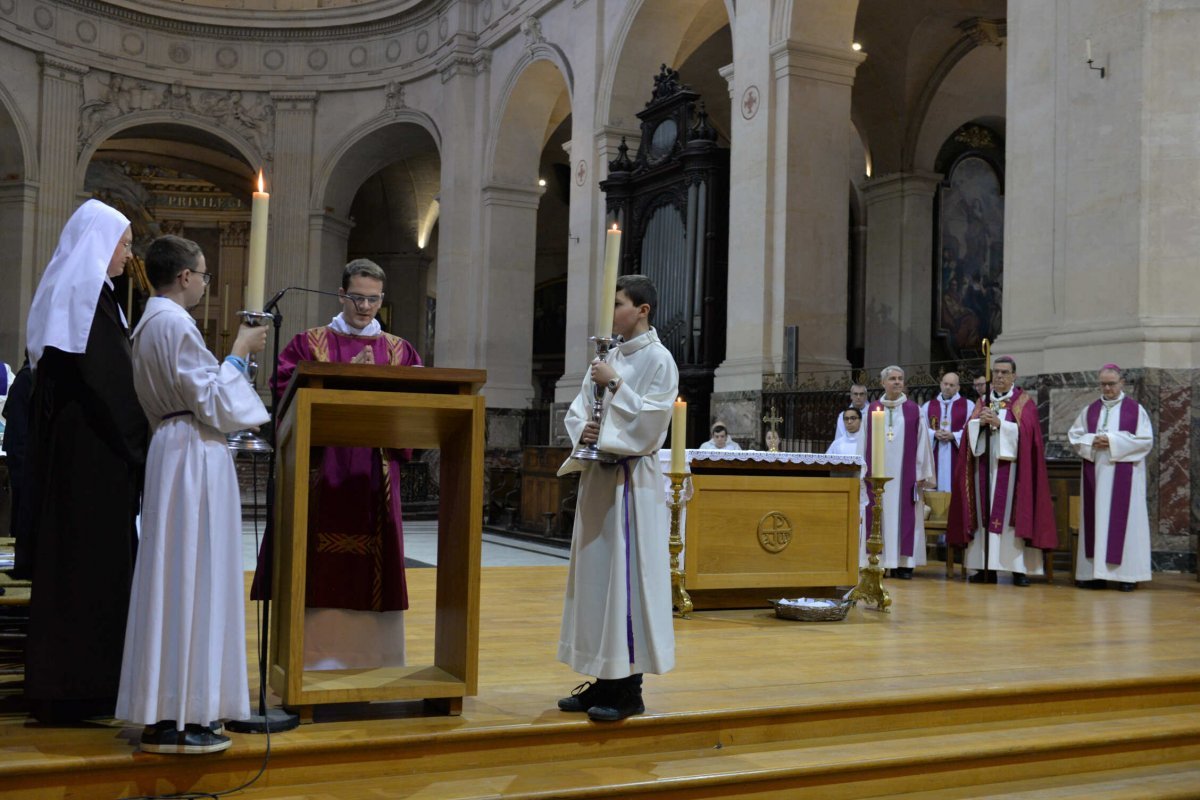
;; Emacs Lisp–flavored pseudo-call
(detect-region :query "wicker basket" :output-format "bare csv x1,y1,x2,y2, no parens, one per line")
771,598,853,622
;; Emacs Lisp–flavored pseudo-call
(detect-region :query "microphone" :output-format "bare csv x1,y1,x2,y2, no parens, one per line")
262,286,345,314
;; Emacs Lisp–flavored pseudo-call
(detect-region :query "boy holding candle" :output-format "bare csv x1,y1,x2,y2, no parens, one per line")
556,274,679,722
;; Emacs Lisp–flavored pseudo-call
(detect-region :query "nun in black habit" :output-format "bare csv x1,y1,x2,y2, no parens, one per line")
24,199,148,722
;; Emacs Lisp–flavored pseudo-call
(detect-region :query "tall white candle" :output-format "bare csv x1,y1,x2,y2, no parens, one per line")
871,408,886,478
597,223,621,336
1085,38,1092,61
671,397,688,474
245,169,269,311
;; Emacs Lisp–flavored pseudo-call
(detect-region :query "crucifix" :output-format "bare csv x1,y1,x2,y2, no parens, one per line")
762,406,783,452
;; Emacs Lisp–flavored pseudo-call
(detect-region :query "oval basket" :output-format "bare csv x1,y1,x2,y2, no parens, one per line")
771,598,853,622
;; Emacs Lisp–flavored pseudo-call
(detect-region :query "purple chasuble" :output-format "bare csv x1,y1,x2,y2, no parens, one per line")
1082,396,1139,565
864,400,921,558
927,396,968,477
976,391,1022,534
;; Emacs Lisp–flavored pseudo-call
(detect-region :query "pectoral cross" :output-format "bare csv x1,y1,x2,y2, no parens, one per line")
762,406,783,452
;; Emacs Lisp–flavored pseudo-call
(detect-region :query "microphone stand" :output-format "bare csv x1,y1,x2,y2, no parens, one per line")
227,289,304,734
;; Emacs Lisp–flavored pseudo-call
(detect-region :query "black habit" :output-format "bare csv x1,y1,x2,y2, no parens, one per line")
25,284,147,721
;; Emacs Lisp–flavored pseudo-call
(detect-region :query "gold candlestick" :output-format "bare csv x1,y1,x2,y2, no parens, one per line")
667,471,693,618
846,475,892,612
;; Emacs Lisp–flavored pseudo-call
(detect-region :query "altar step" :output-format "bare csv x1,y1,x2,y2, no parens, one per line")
227,701,1200,799
12,675,1197,800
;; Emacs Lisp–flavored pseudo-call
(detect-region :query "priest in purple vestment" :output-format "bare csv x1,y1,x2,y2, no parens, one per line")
921,372,973,492
859,365,934,579
1067,365,1153,592
947,356,1058,586
256,258,422,669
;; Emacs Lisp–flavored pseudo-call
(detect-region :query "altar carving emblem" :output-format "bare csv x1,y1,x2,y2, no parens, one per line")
757,511,793,554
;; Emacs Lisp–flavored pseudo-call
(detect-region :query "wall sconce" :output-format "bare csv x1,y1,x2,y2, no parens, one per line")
1086,38,1105,78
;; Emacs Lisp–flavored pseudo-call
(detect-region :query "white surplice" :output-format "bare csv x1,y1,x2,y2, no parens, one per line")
921,394,973,491
964,390,1043,576
558,328,678,679
117,297,269,728
1068,394,1153,583
857,395,934,569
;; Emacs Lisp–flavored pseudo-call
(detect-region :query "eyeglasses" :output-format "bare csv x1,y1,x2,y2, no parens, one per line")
344,293,384,308
189,270,212,286
1099,381,1121,388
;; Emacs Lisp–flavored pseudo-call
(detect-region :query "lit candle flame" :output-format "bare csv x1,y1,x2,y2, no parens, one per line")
257,169,265,193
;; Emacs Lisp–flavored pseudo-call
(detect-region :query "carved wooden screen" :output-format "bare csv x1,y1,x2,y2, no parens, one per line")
600,65,729,446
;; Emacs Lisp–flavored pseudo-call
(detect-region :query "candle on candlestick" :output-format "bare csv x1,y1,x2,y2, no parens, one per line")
597,223,621,336
245,169,269,311
871,408,886,478
222,284,230,333
671,397,688,474
1085,37,1092,61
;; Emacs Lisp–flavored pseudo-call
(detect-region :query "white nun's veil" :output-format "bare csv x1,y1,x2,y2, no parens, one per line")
26,199,131,370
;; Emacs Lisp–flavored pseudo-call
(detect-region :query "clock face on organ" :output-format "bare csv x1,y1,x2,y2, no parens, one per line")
648,119,677,159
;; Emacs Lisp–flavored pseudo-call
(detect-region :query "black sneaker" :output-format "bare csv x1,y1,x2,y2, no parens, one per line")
141,723,232,755
557,680,612,713
587,675,644,722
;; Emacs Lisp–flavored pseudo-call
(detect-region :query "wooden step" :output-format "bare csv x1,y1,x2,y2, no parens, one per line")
890,760,1200,799
102,703,1200,800
4,676,1198,799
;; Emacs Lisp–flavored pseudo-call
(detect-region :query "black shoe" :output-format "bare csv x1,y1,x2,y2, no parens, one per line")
1012,573,1030,587
557,679,613,713
1117,582,1136,592
1076,579,1107,590
587,674,644,722
894,567,913,580
141,722,231,755
968,571,998,584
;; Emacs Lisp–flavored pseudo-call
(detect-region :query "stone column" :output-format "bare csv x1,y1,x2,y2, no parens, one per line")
860,171,941,366
269,91,318,341
433,49,491,370
0,182,37,361
35,55,87,271
716,19,863,391
479,182,543,408
306,210,354,333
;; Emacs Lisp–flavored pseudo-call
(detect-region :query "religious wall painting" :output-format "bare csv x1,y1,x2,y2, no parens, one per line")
934,126,1004,358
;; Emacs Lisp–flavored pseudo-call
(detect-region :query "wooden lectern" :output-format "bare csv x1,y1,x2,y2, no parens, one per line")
271,363,485,714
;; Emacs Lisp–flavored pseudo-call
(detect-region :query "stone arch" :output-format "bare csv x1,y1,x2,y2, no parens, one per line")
75,112,260,189
599,0,731,132
487,53,572,186
910,43,1006,172
0,81,37,181
313,109,442,216
313,113,442,351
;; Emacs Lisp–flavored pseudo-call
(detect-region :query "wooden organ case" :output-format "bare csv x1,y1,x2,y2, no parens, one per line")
601,65,730,445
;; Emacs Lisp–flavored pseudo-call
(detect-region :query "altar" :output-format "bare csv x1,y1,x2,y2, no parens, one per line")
675,449,863,610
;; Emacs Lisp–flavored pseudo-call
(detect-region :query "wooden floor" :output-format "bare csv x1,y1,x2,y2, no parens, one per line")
3,566,1200,799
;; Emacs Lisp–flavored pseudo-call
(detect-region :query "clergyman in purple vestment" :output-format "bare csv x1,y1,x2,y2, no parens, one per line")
1067,365,1153,591
253,259,422,669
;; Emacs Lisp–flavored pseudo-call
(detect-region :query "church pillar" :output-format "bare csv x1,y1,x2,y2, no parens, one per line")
860,171,941,367
479,182,543,408
269,91,318,342
552,0,605,404
35,55,87,272
306,210,354,330
0,182,37,361
716,23,863,392
433,50,490,370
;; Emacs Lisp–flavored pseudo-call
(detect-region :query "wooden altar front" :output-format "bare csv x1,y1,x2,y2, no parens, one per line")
683,451,862,609
271,362,485,714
